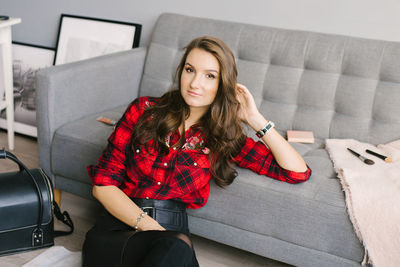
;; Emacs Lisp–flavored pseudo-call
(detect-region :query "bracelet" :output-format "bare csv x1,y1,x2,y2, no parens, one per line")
256,121,275,138
134,211,147,230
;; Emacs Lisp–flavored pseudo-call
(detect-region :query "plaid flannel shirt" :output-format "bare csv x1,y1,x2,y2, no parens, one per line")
88,97,311,209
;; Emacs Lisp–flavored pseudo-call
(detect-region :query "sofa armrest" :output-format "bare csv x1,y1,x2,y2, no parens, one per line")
36,47,147,179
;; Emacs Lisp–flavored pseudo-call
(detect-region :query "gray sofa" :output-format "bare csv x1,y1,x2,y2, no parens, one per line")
36,13,400,267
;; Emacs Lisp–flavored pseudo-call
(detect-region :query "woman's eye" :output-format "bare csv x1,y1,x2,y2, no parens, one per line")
185,67,193,73
206,73,216,79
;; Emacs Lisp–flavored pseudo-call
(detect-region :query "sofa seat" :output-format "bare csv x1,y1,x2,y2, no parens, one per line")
51,102,363,263
51,101,364,264
51,106,126,197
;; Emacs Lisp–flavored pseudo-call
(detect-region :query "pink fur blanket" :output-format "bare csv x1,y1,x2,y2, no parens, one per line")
325,139,400,267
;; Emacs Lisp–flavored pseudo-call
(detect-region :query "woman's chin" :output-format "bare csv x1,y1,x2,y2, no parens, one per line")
183,97,200,107
187,103,211,112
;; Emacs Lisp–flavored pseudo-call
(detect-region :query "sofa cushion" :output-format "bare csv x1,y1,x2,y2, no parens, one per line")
51,105,127,185
188,152,364,262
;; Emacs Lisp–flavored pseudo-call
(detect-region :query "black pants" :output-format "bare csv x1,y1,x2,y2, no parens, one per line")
82,211,199,267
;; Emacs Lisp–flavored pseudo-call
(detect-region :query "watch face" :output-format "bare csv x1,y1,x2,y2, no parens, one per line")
256,128,266,138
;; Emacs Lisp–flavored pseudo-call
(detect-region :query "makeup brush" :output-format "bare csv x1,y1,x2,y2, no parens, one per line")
365,149,392,163
347,148,375,165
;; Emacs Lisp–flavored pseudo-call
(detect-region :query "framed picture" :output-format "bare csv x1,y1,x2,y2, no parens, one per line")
54,14,142,65
0,42,55,137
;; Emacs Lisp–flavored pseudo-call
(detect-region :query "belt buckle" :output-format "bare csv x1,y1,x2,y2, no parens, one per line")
141,206,155,218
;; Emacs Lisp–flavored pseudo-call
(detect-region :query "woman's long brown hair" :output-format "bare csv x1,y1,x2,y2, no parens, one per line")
131,36,246,187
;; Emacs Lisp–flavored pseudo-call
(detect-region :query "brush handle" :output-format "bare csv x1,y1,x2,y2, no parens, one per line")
365,149,386,160
347,148,360,157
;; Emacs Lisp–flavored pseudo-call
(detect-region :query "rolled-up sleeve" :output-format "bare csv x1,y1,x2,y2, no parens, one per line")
231,137,311,183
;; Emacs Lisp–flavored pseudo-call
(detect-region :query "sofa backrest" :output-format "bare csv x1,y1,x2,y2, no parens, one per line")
139,13,400,144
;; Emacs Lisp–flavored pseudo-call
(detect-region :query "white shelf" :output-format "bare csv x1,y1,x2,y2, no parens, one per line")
0,118,37,137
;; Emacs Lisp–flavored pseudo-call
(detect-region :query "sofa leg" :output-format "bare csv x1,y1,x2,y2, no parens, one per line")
54,188,62,206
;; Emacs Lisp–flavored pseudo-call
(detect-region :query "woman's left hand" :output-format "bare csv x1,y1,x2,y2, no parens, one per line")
236,83,261,126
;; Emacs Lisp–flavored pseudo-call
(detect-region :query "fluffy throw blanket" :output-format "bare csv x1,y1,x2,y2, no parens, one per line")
325,139,400,267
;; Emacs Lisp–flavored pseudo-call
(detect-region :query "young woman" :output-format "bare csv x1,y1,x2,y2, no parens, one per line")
82,36,311,267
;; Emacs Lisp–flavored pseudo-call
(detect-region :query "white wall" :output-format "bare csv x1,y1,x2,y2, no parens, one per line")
1,0,400,48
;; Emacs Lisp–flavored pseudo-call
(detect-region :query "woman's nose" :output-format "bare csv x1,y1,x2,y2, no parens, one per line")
190,74,202,89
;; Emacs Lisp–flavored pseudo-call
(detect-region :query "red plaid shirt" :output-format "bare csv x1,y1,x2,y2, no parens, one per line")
88,97,311,209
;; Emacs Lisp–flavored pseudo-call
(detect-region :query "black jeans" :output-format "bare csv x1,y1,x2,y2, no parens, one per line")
82,210,199,267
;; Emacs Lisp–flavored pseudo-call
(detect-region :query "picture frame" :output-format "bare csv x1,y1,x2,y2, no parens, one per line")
0,42,55,137
54,14,142,65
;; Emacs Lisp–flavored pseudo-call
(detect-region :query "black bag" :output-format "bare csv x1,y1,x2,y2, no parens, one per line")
0,149,74,256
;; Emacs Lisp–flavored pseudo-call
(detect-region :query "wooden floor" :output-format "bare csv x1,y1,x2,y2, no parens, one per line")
0,130,291,267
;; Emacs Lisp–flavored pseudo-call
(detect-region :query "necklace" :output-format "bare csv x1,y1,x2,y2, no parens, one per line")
165,134,179,149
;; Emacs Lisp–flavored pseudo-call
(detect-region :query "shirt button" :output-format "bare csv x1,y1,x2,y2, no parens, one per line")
164,162,167,167
194,162,198,166
136,149,140,153
157,182,161,185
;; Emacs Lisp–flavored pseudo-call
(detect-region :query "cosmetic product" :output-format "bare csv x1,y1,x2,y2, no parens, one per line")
347,148,374,165
287,130,314,143
365,149,392,163
96,116,116,126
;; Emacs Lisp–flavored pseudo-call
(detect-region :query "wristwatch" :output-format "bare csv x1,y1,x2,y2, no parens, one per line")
256,121,275,138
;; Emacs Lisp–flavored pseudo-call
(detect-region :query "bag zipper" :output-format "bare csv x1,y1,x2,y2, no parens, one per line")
39,168,54,204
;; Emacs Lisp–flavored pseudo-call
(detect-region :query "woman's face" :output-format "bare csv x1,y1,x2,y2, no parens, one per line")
180,48,220,113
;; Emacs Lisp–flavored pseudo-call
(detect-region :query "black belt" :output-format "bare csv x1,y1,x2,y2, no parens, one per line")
131,198,189,234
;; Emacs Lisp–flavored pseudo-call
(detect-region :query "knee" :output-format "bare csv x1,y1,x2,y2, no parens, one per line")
142,236,197,266
174,233,192,249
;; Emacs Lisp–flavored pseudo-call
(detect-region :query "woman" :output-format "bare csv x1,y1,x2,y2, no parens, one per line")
82,36,311,267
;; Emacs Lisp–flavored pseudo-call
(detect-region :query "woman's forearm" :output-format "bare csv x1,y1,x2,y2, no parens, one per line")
248,113,308,173
92,185,165,231
236,84,307,173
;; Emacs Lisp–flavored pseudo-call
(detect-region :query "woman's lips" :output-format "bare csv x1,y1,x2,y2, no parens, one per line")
188,90,201,97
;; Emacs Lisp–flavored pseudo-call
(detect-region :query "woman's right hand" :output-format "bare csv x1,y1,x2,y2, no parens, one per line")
236,83,263,127
138,215,166,231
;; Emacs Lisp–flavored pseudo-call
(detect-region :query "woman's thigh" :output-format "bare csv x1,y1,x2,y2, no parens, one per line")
82,212,198,267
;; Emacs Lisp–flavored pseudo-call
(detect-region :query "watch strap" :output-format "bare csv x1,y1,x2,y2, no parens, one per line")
256,121,275,138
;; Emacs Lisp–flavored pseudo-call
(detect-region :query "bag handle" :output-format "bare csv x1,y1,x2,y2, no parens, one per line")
53,201,74,237
41,170,75,237
0,149,25,171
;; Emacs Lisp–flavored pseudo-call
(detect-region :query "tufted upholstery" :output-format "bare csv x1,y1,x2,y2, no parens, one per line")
141,13,400,145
